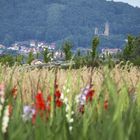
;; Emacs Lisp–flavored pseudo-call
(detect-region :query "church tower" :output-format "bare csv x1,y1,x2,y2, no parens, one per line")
94,27,99,35
104,22,109,36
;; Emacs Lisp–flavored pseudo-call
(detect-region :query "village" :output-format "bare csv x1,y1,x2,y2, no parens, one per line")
0,39,122,64
0,21,122,64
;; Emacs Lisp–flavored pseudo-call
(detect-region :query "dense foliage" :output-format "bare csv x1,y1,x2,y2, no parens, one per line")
0,0,140,48
122,35,140,65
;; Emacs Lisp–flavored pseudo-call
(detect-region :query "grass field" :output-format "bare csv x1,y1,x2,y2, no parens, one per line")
0,63,140,140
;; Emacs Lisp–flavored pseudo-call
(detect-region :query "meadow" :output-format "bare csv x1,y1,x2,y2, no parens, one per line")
0,63,140,140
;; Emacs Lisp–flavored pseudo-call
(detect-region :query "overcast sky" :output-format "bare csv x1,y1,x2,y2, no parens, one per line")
107,0,140,7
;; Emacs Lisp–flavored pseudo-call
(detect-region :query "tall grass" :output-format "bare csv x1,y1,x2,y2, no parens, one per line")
0,63,140,140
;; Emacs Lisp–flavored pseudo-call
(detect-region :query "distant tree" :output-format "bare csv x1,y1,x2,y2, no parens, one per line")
0,55,15,66
77,49,81,57
91,36,100,64
123,35,136,61
15,55,24,65
62,41,73,61
36,52,40,59
122,35,140,65
27,51,34,65
43,48,51,63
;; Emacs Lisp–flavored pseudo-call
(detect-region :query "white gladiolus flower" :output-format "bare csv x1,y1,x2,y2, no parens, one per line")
60,93,64,100
69,126,73,131
0,84,5,97
69,118,74,123
66,89,70,93
71,111,74,115
64,97,68,104
66,105,70,112
66,114,69,119
63,86,66,90
2,106,10,133
0,105,3,117
0,105,3,111
0,97,5,104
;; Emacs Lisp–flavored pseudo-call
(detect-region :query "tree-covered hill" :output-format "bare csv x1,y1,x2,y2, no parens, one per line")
0,0,140,48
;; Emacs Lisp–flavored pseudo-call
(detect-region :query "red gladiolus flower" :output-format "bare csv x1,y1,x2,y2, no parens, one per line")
79,105,85,114
46,104,51,111
56,99,63,107
86,89,95,102
12,86,17,99
46,95,51,111
55,90,61,98
35,92,46,111
47,95,51,102
8,104,13,116
32,113,36,124
104,100,108,110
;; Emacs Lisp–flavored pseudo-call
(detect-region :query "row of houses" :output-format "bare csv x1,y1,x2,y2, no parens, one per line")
0,40,122,60
6,40,56,55
100,48,122,56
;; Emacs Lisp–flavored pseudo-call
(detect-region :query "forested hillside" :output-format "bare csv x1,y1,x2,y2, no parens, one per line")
0,0,140,48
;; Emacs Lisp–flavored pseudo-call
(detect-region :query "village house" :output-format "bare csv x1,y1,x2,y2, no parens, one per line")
0,44,5,49
53,50,65,61
31,59,43,65
101,48,122,56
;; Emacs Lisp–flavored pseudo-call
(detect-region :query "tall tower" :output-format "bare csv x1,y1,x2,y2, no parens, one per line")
94,27,99,35
104,22,109,36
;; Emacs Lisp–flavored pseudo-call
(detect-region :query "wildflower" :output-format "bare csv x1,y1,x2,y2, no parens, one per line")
69,126,73,131
11,86,17,99
71,111,74,115
46,95,51,111
0,84,5,104
46,86,63,109
104,100,108,110
0,105,3,116
69,118,74,123
63,86,66,90
55,87,63,107
0,84,5,117
63,97,68,104
22,105,35,122
76,85,95,105
47,95,51,102
0,97,5,104
66,104,70,112
76,85,95,113
56,99,63,107
79,105,85,114
60,93,64,100
35,91,46,111
65,101,74,130
55,90,61,98
86,89,95,102
0,84,5,97
8,104,13,116
2,105,10,133
66,89,70,93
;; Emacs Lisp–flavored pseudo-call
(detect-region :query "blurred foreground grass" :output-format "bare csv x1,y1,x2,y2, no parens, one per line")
0,63,140,140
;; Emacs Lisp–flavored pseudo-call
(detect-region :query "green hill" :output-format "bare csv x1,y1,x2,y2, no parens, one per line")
0,0,140,48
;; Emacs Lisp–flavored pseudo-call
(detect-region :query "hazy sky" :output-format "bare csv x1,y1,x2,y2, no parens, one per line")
113,0,140,7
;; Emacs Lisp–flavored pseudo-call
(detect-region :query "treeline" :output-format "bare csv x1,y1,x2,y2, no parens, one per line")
0,49,52,67
0,35,140,67
122,35,140,65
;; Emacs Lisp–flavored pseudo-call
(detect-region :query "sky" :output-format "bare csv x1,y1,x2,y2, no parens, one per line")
107,0,140,7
